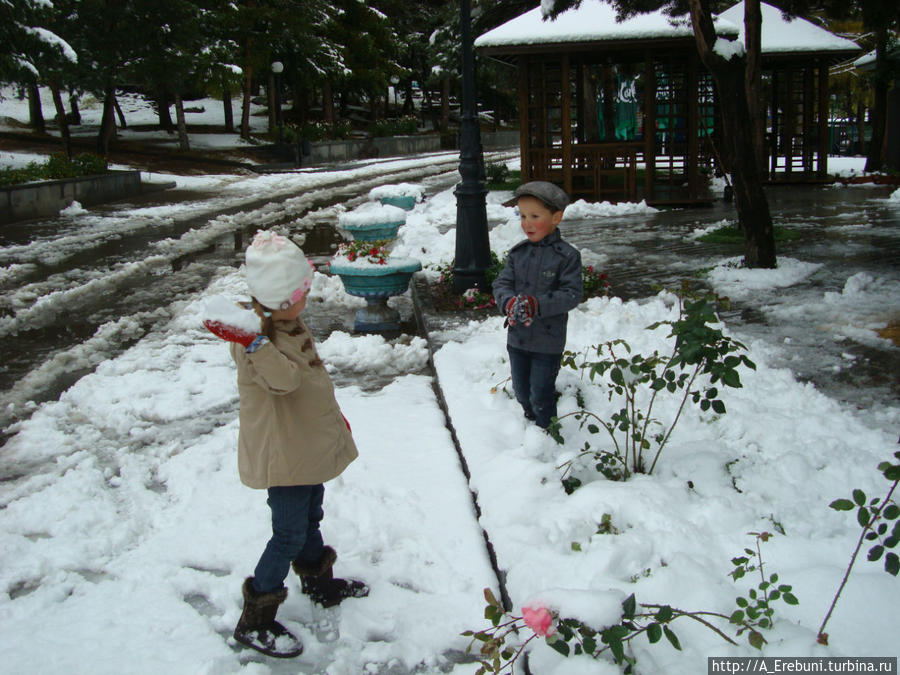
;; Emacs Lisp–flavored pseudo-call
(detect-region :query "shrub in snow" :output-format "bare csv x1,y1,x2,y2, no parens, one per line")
551,287,755,485
465,534,802,672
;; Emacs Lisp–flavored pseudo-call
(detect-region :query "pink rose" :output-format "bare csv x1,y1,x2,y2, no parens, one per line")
521,605,556,637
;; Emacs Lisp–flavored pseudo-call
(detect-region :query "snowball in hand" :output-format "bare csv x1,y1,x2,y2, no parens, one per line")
201,295,260,345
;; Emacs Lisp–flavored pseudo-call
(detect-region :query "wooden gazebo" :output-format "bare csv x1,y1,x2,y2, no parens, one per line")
719,2,860,183
475,0,860,205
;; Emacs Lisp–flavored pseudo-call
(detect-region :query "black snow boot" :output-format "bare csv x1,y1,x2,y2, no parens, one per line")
233,577,303,658
292,546,369,608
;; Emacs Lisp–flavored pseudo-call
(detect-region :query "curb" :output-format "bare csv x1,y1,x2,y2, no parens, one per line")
411,276,514,613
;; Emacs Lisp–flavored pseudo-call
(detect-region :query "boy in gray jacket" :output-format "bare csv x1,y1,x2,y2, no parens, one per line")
493,181,583,428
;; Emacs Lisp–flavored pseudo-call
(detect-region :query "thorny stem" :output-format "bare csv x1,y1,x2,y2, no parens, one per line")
556,410,624,466
648,363,702,475
637,344,679,471
639,605,740,646
754,533,773,620
818,477,899,640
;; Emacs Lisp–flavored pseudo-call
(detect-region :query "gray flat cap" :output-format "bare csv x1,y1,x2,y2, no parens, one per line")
514,181,570,212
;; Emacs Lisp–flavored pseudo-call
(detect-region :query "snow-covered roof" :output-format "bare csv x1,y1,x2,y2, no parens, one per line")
475,0,738,50
718,1,860,55
476,0,859,57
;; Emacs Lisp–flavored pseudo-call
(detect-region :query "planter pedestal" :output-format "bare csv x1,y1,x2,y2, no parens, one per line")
329,259,422,333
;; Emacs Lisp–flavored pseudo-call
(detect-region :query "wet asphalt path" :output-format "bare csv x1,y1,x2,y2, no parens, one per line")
0,152,515,435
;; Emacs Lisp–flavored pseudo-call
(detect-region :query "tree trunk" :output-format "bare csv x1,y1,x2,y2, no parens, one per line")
156,89,174,131
743,0,766,174
174,91,190,151
240,63,253,140
440,76,450,133
97,83,117,156
49,77,72,159
28,81,45,133
856,101,866,155
864,26,888,173
68,94,81,126
113,94,127,128
223,86,234,133
323,80,335,124
268,71,276,134
687,0,775,268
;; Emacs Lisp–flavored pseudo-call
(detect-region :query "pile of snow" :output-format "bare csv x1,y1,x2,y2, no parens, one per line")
337,201,407,227
368,183,426,202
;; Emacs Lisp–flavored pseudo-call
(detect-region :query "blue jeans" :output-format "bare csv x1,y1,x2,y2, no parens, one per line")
252,484,326,594
508,346,562,428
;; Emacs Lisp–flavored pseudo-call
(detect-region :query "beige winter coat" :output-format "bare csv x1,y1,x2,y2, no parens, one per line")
230,318,357,489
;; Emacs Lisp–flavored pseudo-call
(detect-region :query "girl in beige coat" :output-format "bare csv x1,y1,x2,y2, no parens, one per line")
205,230,367,658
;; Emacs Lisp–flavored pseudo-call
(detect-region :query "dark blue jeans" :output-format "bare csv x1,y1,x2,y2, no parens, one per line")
508,346,562,428
252,484,326,594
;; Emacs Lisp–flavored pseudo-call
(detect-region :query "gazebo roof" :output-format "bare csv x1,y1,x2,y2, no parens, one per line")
474,0,738,51
476,0,859,59
718,1,860,56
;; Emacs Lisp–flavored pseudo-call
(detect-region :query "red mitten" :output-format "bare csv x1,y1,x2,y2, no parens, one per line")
504,297,518,326
517,295,538,326
203,319,258,348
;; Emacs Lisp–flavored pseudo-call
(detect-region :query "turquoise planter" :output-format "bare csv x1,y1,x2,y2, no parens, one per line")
329,259,422,332
379,195,417,211
340,220,404,242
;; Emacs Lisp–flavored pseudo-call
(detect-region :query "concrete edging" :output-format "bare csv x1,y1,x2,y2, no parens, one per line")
1,170,172,225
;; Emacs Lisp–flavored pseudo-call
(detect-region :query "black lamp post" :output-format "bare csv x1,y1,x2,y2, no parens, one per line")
271,61,284,148
452,0,491,293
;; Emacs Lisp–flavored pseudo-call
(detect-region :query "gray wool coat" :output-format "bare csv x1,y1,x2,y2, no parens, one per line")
493,229,583,354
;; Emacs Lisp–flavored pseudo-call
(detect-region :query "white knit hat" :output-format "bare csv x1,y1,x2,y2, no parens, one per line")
245,231,314,310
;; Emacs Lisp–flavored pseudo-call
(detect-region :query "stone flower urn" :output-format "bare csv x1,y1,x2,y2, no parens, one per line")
367,183,425,211
337,202,407,243
329,253,422,332
329,189,423,332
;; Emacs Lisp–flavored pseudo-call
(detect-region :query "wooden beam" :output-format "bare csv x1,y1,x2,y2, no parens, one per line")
518,60,530,182
562,53,573,195
817,61,830,178
644,50,656,202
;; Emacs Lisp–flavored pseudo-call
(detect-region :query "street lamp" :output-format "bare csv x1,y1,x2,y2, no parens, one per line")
452,0,491,293
271,61,284,148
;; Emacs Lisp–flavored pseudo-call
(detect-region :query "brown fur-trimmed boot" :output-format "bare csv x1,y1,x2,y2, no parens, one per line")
292,546,369,608
233,577,303,658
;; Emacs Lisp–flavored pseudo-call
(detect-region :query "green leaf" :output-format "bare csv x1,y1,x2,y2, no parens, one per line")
858,507,871,528
736,596,748,608
655,606,674,623
583,636,597,653
883,466,900,481
647,623,662,643
729,610,745,624
868,545,884,562
853,489,867,506
885,552,900,576
549,639,570,657
712,400,726,414
663,626,682,651
830,499,855,511
783,593,799,605
721,369,742,388
883,505,900,520
749,630,765,650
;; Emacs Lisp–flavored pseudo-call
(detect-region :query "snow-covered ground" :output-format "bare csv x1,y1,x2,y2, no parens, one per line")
1,87,899,673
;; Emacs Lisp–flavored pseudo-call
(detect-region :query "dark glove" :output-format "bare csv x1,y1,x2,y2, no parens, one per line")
512,295,538,327
203,319,259,348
